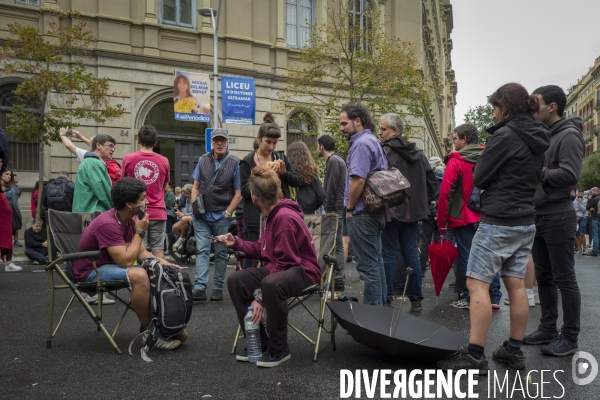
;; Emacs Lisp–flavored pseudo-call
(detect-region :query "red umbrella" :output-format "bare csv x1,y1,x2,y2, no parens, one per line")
427,240,458,296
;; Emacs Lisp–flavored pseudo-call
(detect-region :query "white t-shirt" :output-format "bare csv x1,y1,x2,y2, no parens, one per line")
75,147,87,162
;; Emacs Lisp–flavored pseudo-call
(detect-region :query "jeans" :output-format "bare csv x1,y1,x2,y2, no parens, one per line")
531,210,581,342
453,225,477,298
591,219,599,255
333,211,346,285
25,248,48,263
346,212,386,306
381,219,422,302
192,216,231,291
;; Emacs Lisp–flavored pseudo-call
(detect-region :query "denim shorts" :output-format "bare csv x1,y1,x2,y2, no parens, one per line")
85,263,131,286
466,222,535,283
578,218,587,234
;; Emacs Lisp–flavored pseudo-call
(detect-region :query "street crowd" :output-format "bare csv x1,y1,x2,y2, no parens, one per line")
0,82,587,372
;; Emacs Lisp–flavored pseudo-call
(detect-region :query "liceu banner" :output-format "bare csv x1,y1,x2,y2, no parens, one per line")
222,76,256,125
173,70,211,123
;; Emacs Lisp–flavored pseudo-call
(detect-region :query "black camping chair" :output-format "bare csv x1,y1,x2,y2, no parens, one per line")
231,213,340,362
45,210,134,354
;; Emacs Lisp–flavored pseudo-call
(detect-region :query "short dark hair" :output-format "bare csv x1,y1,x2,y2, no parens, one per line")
92,134,116,151
532,85,566,118
341,103,373,130
317,135,336,151
111,177,146,210
138,124,158,147
454,124,479,145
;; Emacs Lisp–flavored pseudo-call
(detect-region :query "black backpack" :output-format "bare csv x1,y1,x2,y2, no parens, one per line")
45,178,73,211
129,258,193,362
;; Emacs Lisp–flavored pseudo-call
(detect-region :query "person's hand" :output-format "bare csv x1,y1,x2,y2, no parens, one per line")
71,129,82,138
591,208,595,212
251,300,264,325
42,241,48,248
162,260,182,269
276,160,286,174
59,127,69,136
346,211,353,219
430,201,437,207
215,233,236,247
175,211,184,218
135,212,150,232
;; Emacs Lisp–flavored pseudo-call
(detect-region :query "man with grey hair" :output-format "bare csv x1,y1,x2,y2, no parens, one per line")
378,113,437,310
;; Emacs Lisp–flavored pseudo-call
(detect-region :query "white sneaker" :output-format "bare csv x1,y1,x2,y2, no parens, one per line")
173,238,185,251
83,293,116,305
5,263,22,272
142,332,181,350
534,295,540,305
528,297,535,307
504,298,510,305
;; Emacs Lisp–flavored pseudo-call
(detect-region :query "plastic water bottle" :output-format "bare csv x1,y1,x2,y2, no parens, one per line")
244,306,262,363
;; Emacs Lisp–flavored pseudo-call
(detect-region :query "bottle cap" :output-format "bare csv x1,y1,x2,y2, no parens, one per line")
248,306,254,311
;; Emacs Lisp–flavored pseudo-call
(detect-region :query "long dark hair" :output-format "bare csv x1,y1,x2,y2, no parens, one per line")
489,83,539,118
174,74,193,98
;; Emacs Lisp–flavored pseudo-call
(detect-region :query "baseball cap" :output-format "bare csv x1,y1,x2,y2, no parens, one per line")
211,128,228,140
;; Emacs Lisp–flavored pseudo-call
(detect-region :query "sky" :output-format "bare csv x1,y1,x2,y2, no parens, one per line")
451,0,600,124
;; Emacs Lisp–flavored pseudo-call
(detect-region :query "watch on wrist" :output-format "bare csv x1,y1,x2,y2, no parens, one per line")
347,207,355,212
253,288,263,306
135,230,146,239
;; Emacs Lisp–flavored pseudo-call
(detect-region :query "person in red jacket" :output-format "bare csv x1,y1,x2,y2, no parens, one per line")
218,166,321,368
437,124,502,309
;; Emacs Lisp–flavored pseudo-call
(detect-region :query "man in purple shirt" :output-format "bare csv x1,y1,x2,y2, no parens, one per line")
340,103,389,306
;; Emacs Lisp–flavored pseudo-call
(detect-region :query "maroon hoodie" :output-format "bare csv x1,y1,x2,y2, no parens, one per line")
232,199,322,285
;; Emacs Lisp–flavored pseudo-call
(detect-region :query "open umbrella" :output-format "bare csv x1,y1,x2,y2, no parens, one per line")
428,239,458,296
328,301,467,360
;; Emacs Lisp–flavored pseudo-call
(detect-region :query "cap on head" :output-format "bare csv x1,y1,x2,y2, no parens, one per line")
211,128,228,140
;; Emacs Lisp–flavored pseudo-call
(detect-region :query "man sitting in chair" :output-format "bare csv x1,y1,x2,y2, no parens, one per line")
74,177,185,350
218,166,322,368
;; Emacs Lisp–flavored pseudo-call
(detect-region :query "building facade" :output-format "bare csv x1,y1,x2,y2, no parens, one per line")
566,56,600,158
1,0,456,193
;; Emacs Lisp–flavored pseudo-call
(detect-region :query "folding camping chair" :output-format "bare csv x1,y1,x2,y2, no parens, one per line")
230,213,339,362
45,210,133,354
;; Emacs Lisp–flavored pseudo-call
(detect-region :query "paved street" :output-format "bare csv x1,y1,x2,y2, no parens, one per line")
1,254,599,399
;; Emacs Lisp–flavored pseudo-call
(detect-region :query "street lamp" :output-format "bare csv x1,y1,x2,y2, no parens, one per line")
199,0,222,128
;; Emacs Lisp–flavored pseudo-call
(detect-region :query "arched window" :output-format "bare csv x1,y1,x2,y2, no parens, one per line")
348,0,375,53
286,0,315,48
0,83,39,172
286,111,317,150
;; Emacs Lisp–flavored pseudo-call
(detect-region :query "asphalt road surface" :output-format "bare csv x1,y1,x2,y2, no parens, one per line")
1,254,599,399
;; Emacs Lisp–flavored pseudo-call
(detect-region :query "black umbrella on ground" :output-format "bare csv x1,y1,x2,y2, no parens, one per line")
328,301,467,361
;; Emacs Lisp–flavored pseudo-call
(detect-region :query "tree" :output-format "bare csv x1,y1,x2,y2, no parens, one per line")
579,153,600,190
278,1,432,162
463,103,494,145
0,10,125,218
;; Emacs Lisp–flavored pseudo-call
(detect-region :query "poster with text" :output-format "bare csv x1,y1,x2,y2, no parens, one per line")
222,76,256,125
173,70,211,123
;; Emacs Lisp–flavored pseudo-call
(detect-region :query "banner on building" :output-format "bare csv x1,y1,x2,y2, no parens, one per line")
173,70,211,123
222,76,256,125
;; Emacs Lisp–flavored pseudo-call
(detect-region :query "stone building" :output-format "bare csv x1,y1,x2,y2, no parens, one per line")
566,56,600,157
1,0,456,196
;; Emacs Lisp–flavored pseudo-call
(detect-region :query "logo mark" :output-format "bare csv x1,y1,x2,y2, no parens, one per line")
134,160,160,185
572,351,598,385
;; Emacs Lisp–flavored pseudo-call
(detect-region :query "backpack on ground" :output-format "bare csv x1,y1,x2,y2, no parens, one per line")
129,258,193,362
45,179,73,211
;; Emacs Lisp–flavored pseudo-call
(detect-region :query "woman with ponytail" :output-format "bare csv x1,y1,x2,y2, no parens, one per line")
239,112,300,267
439,82,550,373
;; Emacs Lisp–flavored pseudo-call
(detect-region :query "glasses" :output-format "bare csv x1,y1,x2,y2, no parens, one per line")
103,143,115,149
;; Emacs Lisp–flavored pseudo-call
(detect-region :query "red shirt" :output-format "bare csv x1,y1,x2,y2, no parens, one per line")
122,151,170,221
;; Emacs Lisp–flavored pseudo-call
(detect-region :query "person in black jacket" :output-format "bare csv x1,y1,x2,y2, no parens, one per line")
286,141,324,214
522,85,584,357
378,113,437,310
439,83,550,374
239,112,300,268
24,219,49,264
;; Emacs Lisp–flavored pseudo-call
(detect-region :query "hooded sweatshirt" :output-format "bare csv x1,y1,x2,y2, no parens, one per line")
231,199,322,285
473,113,550,226
383,136,437,222
72,152,113,213
533,117,584,215
437,143,484,229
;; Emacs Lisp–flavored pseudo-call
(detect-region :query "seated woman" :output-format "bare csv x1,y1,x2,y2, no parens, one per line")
74,177,185,350
218,166,322,368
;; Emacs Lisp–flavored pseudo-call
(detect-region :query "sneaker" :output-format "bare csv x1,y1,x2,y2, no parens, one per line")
386,300,393,307
437,344,488,375
528,297,535,307
32,261,40,265
410,299,422,312
504,298,510,305
5,263,22,272
172,331,188,344
523,329,559,345
492,341,526,369
540,336,578,357
173,238,185,251
451,299,470,310
210,289,223,301
534,295,540,305
448,281,456,288
334,280,345,292
581,250,587,255
142,332,181,350
491,303,500,310
192,289,207,301
13,240,22,247
257,350,291,368
584,252,598,256
83,293,116,305
236,346,249,362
